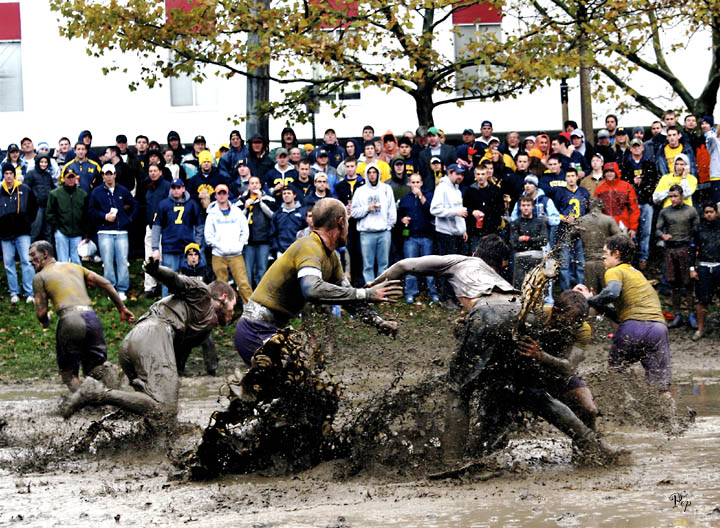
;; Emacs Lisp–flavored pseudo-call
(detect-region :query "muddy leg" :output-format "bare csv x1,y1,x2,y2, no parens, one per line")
61,370,81,392
562,387,598,431
87,362,121,390
202,336,217,376
442,389,469,464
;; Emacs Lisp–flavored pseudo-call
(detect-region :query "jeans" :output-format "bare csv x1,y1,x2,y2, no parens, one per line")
1,235,34,297
244,244,270,289
359,230,391,284
31,207,50,242
435,231,467,301
54,230,82,265
636,203,654,263
558,237,585,291
97,232,130,293
403,236,437,298
160,252,183,298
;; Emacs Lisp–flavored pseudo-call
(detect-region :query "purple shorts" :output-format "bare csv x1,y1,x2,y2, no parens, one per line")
234,317,278,366
56,310,108,374
609,319,671,391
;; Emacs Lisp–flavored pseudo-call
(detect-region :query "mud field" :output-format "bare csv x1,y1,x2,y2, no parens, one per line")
2,306,720,527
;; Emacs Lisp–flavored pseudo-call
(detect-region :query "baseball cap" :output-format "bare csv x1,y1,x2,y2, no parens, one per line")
427,126,439,135
462,128,475,135
481,120,493,128
597,129,610,139
102,164,116,174
447,164,465,173
229,130,242,140
315,148,329,158
430,156,442,164
116,134,128,143
276,147,289,157
7,143,19,152
616,127,628,136
487,136,500,144
170,178,185,187
215,183,229,194
570,129,584,138
235,157,249,166
629,138,643,147
193,135,207,144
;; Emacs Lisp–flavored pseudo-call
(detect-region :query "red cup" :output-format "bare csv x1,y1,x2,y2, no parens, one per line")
476,212,485,228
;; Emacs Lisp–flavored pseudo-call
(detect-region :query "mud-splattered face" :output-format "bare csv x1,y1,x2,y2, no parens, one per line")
216,296,237,326
29,247,48,271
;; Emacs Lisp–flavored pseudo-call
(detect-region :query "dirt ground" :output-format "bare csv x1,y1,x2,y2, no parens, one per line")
1,305,720,527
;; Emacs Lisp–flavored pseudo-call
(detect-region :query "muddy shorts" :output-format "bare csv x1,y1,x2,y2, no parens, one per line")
665,246,691,286
696,263,720,306
565,373,589,392
56,310,107,374
609,319,671,391
234,317,279,366
119,318,179,411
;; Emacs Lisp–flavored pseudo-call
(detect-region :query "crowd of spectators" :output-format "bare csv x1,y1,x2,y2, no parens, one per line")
1,113,719,339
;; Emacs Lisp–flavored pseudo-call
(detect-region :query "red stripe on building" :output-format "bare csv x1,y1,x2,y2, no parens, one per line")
452,3,502,25
0,2,21,40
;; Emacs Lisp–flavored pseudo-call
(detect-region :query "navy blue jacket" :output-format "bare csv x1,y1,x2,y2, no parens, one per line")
0,182,38,240
270,203,306,253
143,177,172,225
397,190,435,237
185,168,229,212
217,146,249,181
151,192,202,253
88,184,137,232
553,186,591,218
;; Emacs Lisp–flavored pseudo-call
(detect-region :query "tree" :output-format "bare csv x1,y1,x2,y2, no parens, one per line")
49,0,556,127
503,0,720,118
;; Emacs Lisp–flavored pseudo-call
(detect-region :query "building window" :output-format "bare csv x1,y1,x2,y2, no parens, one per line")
0,42,23,112
453,23,502,94
169,72,218,107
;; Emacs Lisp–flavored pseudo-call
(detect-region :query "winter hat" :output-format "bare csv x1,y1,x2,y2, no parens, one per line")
198,151,213,164
1,162,15,175
184,243,201,256
701,116,714,127
37,142,51,151
674,153,690,169
523,175,539,187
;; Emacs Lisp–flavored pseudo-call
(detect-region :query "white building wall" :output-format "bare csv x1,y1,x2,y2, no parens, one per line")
0,0,708,151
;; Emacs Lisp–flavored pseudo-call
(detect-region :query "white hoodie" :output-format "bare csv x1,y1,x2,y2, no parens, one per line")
204,201,250,257
350,163,397,232
430,175,466,236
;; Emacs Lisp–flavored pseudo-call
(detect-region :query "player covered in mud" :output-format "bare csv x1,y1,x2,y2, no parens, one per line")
574,234,672,398
61,259,237,419
234,198,402,365
29,241,134,402
370,239,612,464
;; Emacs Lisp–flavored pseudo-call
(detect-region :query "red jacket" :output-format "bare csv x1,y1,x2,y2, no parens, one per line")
594,177,640,231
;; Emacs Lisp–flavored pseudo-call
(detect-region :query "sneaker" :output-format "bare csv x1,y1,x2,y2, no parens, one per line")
118,292,127,301
26,295,34,304
430,295,440,304
405,296,415,304
668,314,684,328
692,330,704,341
689,313,698,329
9,295,19,304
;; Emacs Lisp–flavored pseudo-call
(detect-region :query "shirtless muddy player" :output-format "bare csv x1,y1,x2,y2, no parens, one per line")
61,259,237,419
370,244,613,463
30,241,134,407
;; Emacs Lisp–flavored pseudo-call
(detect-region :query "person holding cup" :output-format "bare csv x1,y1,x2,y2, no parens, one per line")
463,165,504,252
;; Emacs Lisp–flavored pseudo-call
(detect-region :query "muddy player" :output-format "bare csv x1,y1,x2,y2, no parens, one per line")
61,259,237,419
370,250,609,462
29,240,134,399
575,234,672,399
234,198,402,366
576,198,620,295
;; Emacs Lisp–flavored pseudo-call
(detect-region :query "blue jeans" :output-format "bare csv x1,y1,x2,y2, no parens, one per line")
2,235,34,296
360,230,391,284
160,252,183,298
55,230,82,265
403,236,437,298
97,232,129,293
244,244,270,289
636,203,654,263
558,237,585,291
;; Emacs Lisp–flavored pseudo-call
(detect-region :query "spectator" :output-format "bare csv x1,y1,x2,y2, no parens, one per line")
656,126,697,176
102,146,134,194
204,183,253,304
247,135,274,183
151,178,202,297
509,193,549,288
271,186,306,257
595,162,639,237
139,162,172,298
611,127,631,164
335,157,365,286
320,128,345,168
570,129,594,168
181,135,210,180
554,168,591,291
311,148,339,188
62,142,102,193
418,127,456,191
430,163,468,301
397,173,438,303
265,148,297,199
269,127,298,161
539,153,567,200
167,130,188,165
357,141,391,183
115,134,143,189
621,138,660,269
46,167,89,265
476,120,494,150
351,164,397,284
241,175,276,288
502,152,530,211
336,138,361,179
653,154,698,208
656,185,699,328
35,142,61,186
63,130,101,165
0,162,37,303
88,164,137,301
19,137,37,173
388,157,410,202
379,131,399,164
690,202,720,340
581,153,605,197
463,164,504,251
22,154,55,242
291,159,315,205
594,129,615,163
700,116,720,204
162,147,182,181
217,130,247,181
304,172,332,209
186,150,228,259
228,156,251,198
134,134,150,167
510,174,561,228
605,114,618,144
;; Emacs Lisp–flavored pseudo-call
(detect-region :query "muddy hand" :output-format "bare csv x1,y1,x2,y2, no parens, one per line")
573,284,592,299
367,279,403,301
517,336,542,360
377,320,399,339
143,257,160,276
120,307,135,324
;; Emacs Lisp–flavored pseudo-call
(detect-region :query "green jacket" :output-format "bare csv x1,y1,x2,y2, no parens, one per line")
46,185,89,238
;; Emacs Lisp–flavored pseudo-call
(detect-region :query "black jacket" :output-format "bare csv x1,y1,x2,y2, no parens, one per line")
0,182,38,240
693,218,720,264
418,144,456,191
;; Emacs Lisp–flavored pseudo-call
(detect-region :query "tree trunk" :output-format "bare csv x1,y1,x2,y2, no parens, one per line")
414,89,435,127
245,0,270,140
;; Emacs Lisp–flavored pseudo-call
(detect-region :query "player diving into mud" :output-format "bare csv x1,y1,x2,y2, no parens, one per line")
60,259,237,419
29,241,134,409
369,236,617,464
234,197,403,365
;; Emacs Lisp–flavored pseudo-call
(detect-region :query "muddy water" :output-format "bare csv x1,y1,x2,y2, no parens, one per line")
0,374,718,527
